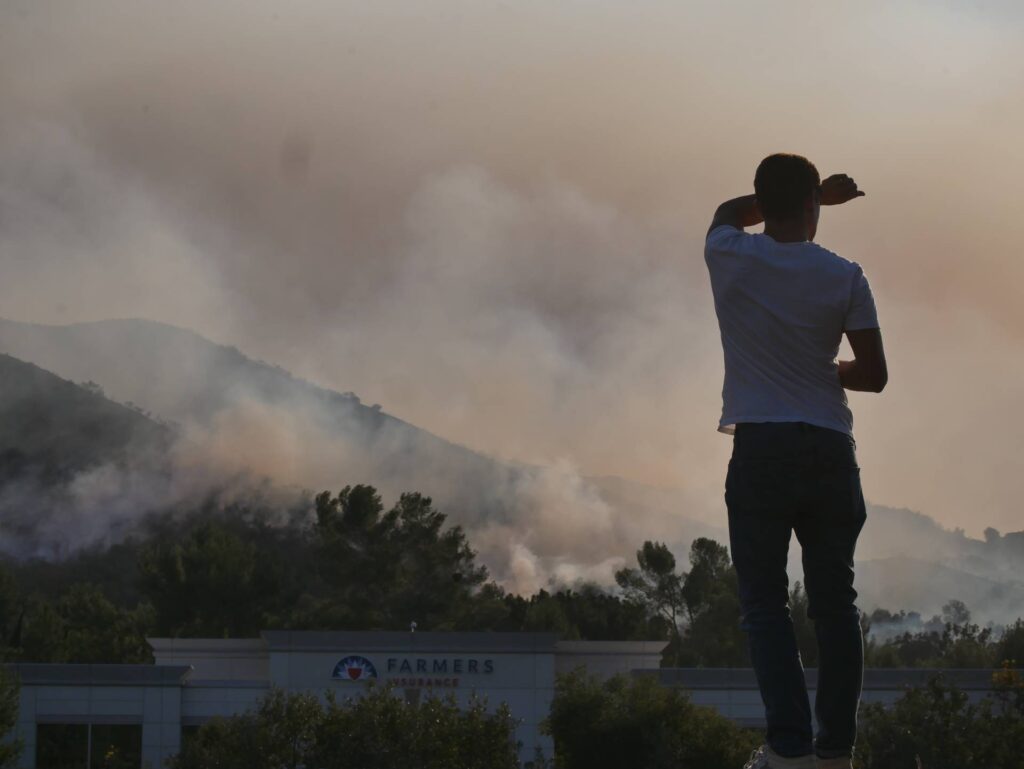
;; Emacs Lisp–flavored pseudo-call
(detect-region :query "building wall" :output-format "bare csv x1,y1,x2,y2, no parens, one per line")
268,647,557,761
4,656,1008,768
7,665,189,769
147,639,268,682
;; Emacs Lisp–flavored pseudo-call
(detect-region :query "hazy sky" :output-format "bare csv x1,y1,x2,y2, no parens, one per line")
2,0,1023,534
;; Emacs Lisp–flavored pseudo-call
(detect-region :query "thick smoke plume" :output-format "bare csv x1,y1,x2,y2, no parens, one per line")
2,2,1024,612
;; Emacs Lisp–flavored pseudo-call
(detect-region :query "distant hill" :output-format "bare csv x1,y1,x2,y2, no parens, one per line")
0,353,174,557
0,317,516,506
0,353,170,483
856,556,1024,622
1,317,1021,618
0,319,716,587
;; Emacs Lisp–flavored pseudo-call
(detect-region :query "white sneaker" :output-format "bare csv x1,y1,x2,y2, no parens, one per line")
743,745,817,769
743,746,771,769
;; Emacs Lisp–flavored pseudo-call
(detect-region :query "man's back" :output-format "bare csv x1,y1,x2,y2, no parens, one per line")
704,154,886,769
705,225,878,437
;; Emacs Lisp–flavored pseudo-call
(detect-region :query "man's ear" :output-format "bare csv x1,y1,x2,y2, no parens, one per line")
802,193,820,222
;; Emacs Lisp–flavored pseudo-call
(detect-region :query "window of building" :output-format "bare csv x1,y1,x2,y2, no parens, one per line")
90,724,142,769
36,723,142,769
36,723,88,769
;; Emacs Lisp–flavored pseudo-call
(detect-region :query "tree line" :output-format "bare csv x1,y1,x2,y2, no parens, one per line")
3,482,1024,768
1,483,1022,670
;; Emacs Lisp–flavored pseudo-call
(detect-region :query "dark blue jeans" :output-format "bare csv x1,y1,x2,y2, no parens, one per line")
726,422,866,759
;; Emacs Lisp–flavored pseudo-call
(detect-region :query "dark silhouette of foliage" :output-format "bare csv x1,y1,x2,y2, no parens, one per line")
616,538,747,666
857,672,1024,769
615,541,685,662
864,602,999,669
0,484,1021,676
543,670,759,769
139,521,277,637
171,686,521,769
18,584,151,664
0,667,20,768
308,487,489,631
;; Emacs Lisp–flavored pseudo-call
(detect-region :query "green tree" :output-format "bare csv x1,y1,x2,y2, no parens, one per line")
520,591,576,637
139,521,281,637
17,585,152,663
0,565,21,663
615,542,685,661
172,689,322,769
311,487,488,630
314,688,520,769
0,667,21,768
677,539,747,667
680,538,730,623
997,619,1024,667
544,670,759,769
173,685,521,769
856,673,1024,769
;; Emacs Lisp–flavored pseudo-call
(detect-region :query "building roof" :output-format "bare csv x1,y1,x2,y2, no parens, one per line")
148,638,267,655
555,640,668,655
645,667,1002,691
260,630,561,653
4,663,192,686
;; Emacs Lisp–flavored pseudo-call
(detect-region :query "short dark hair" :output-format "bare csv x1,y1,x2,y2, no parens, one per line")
754,153,820,220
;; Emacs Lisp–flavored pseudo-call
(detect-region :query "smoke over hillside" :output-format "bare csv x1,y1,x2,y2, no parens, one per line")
3,2,1024,539
0,320,724,592
2,2,1024,628
2,322,1022,626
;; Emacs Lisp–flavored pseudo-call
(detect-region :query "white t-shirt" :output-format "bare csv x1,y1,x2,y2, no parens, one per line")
704,225,879,437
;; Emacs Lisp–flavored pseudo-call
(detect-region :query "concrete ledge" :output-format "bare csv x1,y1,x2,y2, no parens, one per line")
4,664,191,687
555,641,667,656
644,668,1003,691
261,631,561,653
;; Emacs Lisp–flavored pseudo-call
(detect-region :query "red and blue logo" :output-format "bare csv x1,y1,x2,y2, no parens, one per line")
333,655,378,682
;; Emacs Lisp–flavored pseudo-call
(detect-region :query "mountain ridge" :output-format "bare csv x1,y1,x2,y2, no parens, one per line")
1,317,1021,620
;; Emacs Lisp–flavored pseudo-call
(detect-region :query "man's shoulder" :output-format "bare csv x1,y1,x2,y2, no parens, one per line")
806,241,863,274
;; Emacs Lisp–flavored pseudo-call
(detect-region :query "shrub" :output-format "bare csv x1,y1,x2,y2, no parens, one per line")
543,670,759,769
171,685,521,769
856,672,1024,769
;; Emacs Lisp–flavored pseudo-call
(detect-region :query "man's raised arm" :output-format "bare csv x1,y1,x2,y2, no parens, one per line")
707,195,763,237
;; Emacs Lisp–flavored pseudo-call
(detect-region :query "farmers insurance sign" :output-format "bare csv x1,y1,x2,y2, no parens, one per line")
332,654,495,688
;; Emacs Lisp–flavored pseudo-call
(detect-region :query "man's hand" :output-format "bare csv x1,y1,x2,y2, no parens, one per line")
820,174,865,206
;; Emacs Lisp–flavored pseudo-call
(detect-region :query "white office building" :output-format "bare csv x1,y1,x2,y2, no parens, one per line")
5,631,666,768
4,631,1002,769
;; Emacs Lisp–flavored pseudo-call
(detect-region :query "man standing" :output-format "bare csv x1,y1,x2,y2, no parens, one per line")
704,154,887,769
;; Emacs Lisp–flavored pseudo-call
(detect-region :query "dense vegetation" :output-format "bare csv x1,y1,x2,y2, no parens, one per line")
0,668,19,768
1,483,1022,673
169,672,761,769
172,686,522,769
0,354,170,488
166,665,1024,769
856,666,1024,769
544,670,759,769
0,398,1019,769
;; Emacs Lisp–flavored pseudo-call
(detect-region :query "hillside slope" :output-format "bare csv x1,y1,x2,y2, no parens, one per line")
2,318,1021,618
0,353,174,556
0,319,718,588
0,353,169,482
